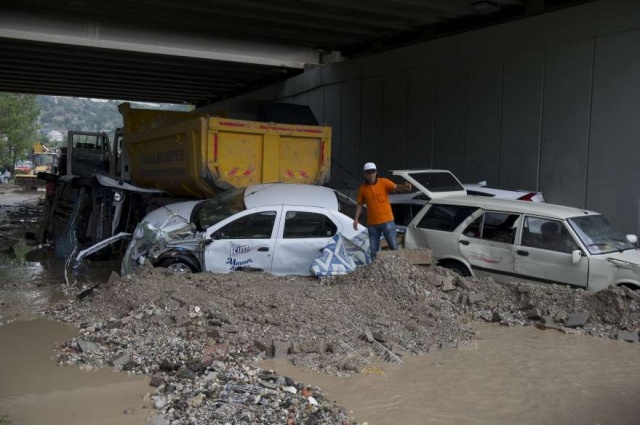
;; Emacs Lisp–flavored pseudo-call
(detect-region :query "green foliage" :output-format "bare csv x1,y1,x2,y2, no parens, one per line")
0,93,40,169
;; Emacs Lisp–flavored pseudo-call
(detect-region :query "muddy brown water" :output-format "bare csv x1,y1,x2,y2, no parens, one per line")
262,323,640,425
0,319,150,425
1,210,639,424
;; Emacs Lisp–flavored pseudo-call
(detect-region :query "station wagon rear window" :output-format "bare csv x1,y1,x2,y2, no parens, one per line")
417,205,477,232
409,172,465,192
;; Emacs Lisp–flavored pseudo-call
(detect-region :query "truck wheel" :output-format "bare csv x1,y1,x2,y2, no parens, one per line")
439,260,471,277
159,255,201,273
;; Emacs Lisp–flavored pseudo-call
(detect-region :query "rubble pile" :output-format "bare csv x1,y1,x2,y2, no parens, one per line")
44,251,640,424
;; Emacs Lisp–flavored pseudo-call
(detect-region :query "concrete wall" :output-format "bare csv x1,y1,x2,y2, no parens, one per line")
204,0,640,234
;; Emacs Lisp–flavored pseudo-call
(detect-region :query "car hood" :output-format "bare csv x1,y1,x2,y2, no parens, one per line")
140,201,201,232
602,249,640,268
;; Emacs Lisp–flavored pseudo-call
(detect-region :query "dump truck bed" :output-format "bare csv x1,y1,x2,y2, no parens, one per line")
125,116,331,198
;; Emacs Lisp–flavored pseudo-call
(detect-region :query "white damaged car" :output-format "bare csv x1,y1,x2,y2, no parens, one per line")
394,169,640,292
121,183,368,276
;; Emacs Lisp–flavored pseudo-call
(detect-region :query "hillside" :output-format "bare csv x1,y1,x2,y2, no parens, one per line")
36,96,192,144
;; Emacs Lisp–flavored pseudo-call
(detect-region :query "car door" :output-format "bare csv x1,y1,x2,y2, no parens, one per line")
458,211,520,282
271,207,339,275
514,216,588,288
203,207,280,273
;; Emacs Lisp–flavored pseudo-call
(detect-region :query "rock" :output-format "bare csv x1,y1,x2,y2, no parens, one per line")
260,380,278,390
467,292,486,305
77,340,101,353
254,340,269,353
149,375,164,387
617,330,638,342
526,309,542,320
566,312,589,328
283,386,297,394
187,393,205,407
455,276,473,291
273,342,290,358
109,351,132,368
106,271,121,286
154,396,168,409
289,342,301,354
449,291,461,304
441,275,456,292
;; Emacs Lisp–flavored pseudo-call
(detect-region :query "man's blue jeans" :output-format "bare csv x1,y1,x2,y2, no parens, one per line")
368,220,398,261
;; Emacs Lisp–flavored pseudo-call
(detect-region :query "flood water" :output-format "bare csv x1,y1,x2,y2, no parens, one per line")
263,324,640,425
0,319,150,425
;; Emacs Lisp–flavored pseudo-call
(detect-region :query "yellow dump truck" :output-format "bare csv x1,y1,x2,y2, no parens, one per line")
15,142,57,190
36,102,332,260
119,103,332,198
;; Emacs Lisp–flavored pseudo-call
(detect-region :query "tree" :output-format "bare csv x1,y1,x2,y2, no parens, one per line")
0,93,40,171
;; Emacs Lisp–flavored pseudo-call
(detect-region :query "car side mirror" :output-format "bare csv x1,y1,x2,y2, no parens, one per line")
626,234,638,244
571,249,582,264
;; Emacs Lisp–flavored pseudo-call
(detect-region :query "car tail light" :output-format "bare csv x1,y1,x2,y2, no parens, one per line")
518,192,537,202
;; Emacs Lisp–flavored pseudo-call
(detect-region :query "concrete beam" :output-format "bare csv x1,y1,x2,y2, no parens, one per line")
0,11,320,68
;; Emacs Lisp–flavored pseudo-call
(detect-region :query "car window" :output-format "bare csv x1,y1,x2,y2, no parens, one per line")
193,187,247,230
417,205,478,232
521,217,578,253
466,190,495,197
214,211,276,239
568,214,635,254
283,211,337,238
463,212,520,244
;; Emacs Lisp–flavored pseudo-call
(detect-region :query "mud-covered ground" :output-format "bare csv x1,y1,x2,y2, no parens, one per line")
1,190,640,424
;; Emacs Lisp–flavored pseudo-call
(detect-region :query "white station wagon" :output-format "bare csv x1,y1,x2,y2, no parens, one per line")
394,170,640,292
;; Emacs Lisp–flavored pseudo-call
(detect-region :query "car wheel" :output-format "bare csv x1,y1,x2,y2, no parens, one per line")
159,255,201,273
440,260,471,277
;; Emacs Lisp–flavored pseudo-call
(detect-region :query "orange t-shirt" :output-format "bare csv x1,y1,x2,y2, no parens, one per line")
356,178,396,225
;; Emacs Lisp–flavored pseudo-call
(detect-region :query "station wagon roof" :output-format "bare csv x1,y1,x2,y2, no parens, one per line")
430,195,598,220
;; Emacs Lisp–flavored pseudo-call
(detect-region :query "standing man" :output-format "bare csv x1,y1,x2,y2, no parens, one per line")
353,162,412,261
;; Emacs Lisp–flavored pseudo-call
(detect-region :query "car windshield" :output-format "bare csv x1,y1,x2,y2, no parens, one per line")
191,187,247,230
568,214,636,254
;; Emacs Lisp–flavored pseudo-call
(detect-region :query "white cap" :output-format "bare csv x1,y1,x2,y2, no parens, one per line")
363,162,377,171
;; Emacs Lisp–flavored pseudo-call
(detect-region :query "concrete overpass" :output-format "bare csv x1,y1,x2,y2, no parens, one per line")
0,0,583,106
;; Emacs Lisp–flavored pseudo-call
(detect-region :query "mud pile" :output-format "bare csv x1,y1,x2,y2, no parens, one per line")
43,253,640,424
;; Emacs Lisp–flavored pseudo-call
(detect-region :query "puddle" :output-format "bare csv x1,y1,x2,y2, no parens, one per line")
0,319,150,425
0,240,121,324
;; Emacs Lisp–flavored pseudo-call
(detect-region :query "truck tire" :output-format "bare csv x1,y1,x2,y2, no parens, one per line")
158,254,201,274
